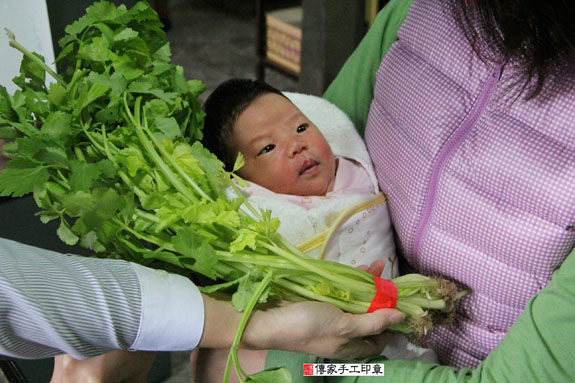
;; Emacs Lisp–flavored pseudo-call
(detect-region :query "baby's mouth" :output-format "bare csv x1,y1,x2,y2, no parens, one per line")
299,159,318,175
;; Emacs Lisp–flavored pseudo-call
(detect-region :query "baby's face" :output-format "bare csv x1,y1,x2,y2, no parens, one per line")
233,93,336,196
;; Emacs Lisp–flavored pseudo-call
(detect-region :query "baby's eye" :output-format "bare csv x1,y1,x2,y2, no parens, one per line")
296,124,308,133
258,144,275,155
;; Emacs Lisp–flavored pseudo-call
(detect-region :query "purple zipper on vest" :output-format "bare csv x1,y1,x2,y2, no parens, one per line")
412,65,502,262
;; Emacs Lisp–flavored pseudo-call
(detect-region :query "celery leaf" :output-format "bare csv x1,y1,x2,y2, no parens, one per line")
173,228,217,279
232,276,271,312
0,166,49,197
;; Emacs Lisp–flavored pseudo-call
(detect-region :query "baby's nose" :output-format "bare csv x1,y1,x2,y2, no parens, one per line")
289,140,307,157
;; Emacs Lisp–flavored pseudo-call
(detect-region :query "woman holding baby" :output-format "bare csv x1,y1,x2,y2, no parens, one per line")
52,0,575,381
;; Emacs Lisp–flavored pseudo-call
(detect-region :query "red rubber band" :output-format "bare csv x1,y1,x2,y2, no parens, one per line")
367,276,398,313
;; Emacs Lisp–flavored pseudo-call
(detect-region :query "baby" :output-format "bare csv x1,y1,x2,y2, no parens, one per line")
196,79,433,382
203,78,398,273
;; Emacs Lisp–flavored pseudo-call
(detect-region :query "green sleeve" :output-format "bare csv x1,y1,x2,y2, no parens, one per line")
361,250,575,383
323,0,413,136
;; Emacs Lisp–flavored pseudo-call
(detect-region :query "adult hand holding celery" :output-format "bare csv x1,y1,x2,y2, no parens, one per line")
0,2,466,381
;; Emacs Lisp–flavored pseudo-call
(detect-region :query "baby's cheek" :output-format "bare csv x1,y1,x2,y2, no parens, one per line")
266,171,298,194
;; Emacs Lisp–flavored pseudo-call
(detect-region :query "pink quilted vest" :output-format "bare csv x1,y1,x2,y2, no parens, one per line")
365,0,575,368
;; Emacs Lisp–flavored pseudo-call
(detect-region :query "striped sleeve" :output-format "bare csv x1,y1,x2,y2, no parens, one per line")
0,238,204,360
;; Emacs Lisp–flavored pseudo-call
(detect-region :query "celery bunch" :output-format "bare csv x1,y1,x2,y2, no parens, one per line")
0,2,465,382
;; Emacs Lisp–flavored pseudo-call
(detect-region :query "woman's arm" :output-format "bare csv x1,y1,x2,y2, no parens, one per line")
369,250,575,382
323,0,413,136
0,237,404,361
266,250,575,382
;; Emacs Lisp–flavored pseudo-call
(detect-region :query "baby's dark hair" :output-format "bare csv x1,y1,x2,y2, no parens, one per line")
202,78,286,171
